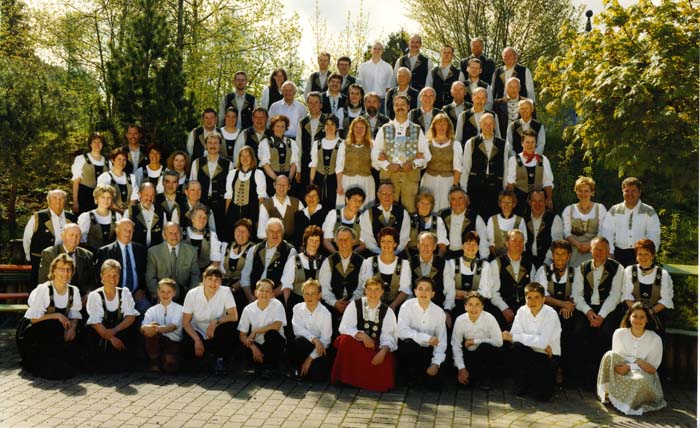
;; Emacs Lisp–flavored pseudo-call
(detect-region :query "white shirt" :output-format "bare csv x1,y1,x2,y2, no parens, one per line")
182,285,236,337
86,286,140,325
238,298,286,345
602,201,661,250
572,260,624,318
25,282,82,320
268,99,307,138
622,265,674,309
239,242,297,287
71,153,106,180
506,154,555,188
358,205,411,254
338,297,398,351
562,203,607,238
97,171,142,200
506,120,546,155
371,119,431,170
357,257,413,297
256,196,304,239
397,299,447,366
23,209,69,261
358,59,394,97
442,210,488,253
460,135,510,190
292,302,332,359
451,311,503,369
510,304,561,355
321,209,359,239
611,328,663,371
142,302,184,342
445,258,493,300
309,138,344,170
488,256,537,311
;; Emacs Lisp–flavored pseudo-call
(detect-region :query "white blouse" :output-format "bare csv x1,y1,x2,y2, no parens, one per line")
223,168,267,200
506,153,555,187
97,172,141,201
186,227,222,262
622,265,674,309
338,297,398,351
309,138,344,172
141,302,184,342
611,328,663,370
25,282,82,320
451,311,503,369
357,257,413,297
86,286,140,325
562,203,607,238
71,153,105,180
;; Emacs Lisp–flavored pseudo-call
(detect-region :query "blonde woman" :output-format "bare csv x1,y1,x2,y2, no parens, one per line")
562,176,607,267
420,113,462,212
335,116,376,210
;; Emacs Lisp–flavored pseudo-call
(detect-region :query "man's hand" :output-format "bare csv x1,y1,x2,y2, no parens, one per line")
312,338,325,357
502,308,515,324
334,299,349,314
428,336,439,347
502,331,513,342
426,364,439,377
457,368,470,385
300,357,313,376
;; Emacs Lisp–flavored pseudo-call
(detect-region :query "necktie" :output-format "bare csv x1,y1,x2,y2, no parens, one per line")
332,98,337,112
628,212,634,230
170,247,177,279
125,245,135,291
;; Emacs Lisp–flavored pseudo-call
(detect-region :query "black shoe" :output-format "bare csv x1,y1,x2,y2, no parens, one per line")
214,357,225,375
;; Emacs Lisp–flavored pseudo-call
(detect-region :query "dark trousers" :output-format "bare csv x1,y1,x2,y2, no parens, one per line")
559,310,583,383
509,342,560,401
287,337,333,381
570,306,620,385
144,335,181,373
243,330,286,367
462,343,498,383
182,322,237,360
84,322,140,372
484,300,512,330
279,293,304,340
397,339,441,388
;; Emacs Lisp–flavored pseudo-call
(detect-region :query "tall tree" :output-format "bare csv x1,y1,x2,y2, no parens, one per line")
535,0,699,209
106,0,194,150
406,0,581,69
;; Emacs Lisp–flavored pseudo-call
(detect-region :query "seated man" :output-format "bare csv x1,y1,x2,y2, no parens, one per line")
439,188,487,260
359,182,410,256
397,277,447,389
125,182,163,248
289,279,333,381
502,282,561,401
321,187,366,254
145,222,200,303
257,175,304,242
38,223,95,298
319,226,365,324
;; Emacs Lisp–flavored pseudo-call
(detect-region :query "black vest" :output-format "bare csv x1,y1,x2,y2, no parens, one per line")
329,252,364,300
250,241,293,289
194,156,231,205
410,255,446,307
222,92,255,129
385,86,419,120
439,208,479,242
460,108,496,144
510,119,542,154
430,65,460,108
464,79,490,105
268,85,283,106
309,71,329,93
468,135,506,180
369,204,405,242
298,114,326,185
524,211,556,268
581,259,620,306
496,254,534,310
128,204,163,248
400,53,429,91
408,108,441,133
155,193,187,225
340,75,357,97
243,127,268,163
544,264,574,301
355,298,388,339
460,54,495,85
192,127,222,160
493,64,529,100
29,210,77,257
321,93,347,115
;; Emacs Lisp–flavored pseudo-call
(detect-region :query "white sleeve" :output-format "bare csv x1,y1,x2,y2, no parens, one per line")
601,208,616,248
24,285,50,319
536,124,546,155
223,170,235,200
659,269,674,309
309,140,319,168
599,265,623,318
562,205,573,238
129,174,140,201
254,170,267,198
398,304,432,346
414,130,430,168
321,210,336,239
455,113,465,143
292,304,315,344
71,155,86,181
209,231,222,262
290,138,300,169
335,142,346,174
551,215,564,242
424,60,433,88
535,266,548,295
319,259,336,306
371,129,389,170
502,141,510,189
338,299,359,337
460,139,472,189
432,312,447,366
274,299,287,327
23,215,35,261
485,314,504,347
435,217,449,246
257,205,270,240
397,211,411,253
542,157,554,188
258,139,271,166
485,216,496,247
512,310,560,351
359,211,379,254
85,291,105,325
442,260,456,310
451,319,467,369
120,289,140,317
476,261,492,298
506,156,517,185
476,215,489,259
239,246,257,287
647,210,661,250
280,256,296,290
452,140,463,171
186,130,195,158
488,259,508,311
398,259,412,296
379,308,398,351
525,68,536,104
572,266,592,314
237,306,251,332
77,212,91,243
261,87,270,110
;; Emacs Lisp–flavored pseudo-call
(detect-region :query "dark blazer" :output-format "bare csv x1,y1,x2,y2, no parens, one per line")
38,245,96,294
95,240,148,295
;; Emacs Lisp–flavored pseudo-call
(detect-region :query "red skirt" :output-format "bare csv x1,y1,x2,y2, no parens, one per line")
331,334,395,392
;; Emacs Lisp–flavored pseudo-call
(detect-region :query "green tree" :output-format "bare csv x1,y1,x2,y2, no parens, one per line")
536,0,699,209
106,0,194,150
363,30,409,68
406,0,581,68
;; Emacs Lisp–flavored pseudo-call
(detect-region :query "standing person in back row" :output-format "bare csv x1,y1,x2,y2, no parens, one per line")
394,34,433,92
602,177,661,267
304,52,332,97
358,42,394,114
492,47,535,103
218,71,256,129
460,37,495,86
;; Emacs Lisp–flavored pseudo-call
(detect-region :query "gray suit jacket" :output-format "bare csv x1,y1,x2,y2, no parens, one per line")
38,245,95,294
146,242,200,299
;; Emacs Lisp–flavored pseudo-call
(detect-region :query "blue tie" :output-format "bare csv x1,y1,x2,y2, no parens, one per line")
125,245,135,291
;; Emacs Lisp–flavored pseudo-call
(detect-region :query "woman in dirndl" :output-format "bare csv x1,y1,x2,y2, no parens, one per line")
597,302,666,415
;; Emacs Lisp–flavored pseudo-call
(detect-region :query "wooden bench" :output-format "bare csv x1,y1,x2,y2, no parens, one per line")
0,264,31,312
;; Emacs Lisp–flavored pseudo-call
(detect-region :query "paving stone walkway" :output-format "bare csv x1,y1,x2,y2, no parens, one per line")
0,329,695,428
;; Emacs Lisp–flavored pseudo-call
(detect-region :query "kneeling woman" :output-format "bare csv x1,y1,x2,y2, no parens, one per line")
289,279,333,381
182,266,238,374
451,291,503,387
85,259,140,371
238,279,287,372
597,302,665,415
141,278,183,373
17,254,82,379
331,277,398,392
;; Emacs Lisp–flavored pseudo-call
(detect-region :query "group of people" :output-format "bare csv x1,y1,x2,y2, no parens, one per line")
17,35,670,415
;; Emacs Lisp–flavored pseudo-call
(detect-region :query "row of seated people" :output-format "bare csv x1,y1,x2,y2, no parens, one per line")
16,247,667,414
